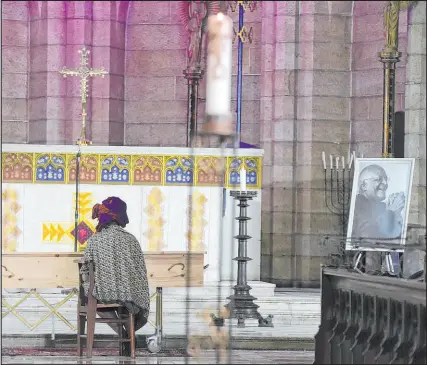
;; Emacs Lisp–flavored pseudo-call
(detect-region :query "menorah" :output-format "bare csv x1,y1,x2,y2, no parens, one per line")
322,151,357,239
321,151,403,276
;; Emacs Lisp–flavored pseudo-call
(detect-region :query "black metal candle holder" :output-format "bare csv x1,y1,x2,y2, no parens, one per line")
324,166,353,238
323,164,354,268
225,190,273,328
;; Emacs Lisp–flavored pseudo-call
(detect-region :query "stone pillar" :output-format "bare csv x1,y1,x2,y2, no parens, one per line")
1,1,29,143
90,1,128,145
259,1,298,286
25,1,128,145
260,1,353,287
403,1,426,277
124,1,187,146
294,1,353,287
28,1,67,144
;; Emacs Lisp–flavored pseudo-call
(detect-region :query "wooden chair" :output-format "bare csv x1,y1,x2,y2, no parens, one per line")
77,261,136,358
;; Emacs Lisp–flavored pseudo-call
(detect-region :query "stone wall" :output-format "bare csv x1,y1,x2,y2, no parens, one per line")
2,1,29,143
404,1,426,276
228,4,262,146
405,1,426,227
351,1,408,157
260,1,353,287
1,0,130,145
124,1,187,146
1,0,425,287
123,1,262,147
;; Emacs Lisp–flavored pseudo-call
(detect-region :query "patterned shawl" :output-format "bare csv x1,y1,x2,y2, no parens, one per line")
80,224,150,331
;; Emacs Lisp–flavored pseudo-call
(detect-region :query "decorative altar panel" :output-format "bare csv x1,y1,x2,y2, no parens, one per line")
1,144,263,282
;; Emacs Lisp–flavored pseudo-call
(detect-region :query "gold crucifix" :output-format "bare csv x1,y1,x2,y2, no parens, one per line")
59,45,108,146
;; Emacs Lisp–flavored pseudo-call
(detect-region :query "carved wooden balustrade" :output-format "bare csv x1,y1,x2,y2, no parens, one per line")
314,267,426,364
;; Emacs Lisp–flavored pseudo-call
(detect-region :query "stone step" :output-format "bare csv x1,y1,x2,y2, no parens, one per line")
2,289,321,340
1,334,316,351
2,281,278,298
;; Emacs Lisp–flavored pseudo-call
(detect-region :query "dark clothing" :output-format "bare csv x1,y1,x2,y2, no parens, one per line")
351,194,403,240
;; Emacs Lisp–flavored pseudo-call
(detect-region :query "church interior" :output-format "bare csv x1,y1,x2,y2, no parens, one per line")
1,0,426,363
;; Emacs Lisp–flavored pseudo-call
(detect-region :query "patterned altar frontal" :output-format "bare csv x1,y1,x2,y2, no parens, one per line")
2,151,262,189
1,145,263,282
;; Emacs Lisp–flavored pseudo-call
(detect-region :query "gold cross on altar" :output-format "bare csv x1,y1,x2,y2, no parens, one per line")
59,45,108,146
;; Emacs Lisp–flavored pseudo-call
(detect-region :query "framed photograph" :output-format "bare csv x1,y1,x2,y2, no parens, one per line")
346,158,415,251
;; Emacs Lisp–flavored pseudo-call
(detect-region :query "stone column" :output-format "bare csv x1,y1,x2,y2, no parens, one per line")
294,1,352,287
124,1,187,146
1,1,29,143
403,1,426,277
259,1,296,286
90,1,129,145
28,1,67,144
259,1,353,287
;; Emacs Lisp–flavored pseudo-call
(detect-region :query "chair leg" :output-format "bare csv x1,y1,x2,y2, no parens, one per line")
86,296,97,358
77,313,86,357
118,308,124,357
129,314,136,359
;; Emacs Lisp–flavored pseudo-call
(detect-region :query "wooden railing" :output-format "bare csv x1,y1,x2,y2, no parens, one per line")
314,267,426,364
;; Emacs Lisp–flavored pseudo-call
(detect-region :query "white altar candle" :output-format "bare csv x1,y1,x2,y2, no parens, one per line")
341,156,345,170
204,13,233,134
322,151,326,170
329,155,333,170
335,157,339,170
240,167,247,191
349,151,354,169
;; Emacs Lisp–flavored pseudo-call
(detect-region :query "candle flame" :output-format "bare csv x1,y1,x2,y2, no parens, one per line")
217,12,224,20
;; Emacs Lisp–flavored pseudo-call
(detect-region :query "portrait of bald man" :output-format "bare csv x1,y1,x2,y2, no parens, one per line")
351,164,406,240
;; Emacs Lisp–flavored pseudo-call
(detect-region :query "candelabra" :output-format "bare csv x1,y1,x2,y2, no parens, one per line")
323,152,354,240
225,191,273,328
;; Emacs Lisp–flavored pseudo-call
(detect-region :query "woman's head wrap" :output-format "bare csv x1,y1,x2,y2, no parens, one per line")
92,197,129,232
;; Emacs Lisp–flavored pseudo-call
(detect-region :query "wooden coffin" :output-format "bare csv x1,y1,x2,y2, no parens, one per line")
2,252,204,289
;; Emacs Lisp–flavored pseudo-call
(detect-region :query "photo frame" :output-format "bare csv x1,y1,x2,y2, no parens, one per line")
346,158,415,251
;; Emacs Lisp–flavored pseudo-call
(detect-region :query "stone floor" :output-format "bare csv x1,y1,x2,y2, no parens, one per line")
1,288,321,340
1,350,315,364
2,287,319,364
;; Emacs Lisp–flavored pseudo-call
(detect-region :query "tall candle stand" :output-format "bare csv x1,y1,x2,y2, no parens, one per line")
225,190,273,328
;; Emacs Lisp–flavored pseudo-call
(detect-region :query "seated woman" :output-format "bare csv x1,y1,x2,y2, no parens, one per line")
80,196,149,354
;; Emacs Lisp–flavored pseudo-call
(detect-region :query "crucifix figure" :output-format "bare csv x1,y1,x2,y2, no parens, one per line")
60,45,108,146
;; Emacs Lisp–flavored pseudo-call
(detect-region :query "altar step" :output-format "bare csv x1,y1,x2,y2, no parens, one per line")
1,286,321,350
1,334,316,351
161,280,277,298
